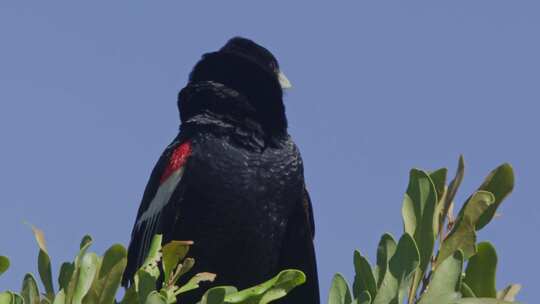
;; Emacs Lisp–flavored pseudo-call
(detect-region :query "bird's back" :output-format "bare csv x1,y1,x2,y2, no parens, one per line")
171,130,305,288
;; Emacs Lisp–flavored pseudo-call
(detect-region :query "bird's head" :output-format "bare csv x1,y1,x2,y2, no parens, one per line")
218,37,292,89
185,37,289,137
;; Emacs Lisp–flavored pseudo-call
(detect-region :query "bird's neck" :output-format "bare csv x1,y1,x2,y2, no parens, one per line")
178,81,283,149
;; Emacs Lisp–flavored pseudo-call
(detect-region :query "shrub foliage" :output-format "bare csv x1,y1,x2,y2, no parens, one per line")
327,157,522,304
0,157,523,303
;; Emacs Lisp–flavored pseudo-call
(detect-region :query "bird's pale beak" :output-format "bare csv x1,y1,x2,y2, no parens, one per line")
278,71,292,89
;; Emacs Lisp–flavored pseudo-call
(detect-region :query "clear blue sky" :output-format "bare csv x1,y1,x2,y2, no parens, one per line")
0,2,538,302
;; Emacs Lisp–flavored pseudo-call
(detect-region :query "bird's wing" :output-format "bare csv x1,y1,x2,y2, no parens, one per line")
277,184,320,303
123,138,193,286
303,185,316,239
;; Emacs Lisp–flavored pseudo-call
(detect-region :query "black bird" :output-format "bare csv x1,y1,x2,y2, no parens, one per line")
124,37,319,304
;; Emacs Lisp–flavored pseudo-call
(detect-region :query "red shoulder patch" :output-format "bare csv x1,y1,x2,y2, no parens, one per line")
160,141,192,183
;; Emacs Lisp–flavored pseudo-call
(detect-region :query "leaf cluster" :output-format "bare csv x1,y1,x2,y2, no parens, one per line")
1,156,524,304
0,233,304,304
328,156,522,304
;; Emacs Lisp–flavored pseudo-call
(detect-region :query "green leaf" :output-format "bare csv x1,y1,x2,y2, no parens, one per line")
475,164,514,230
80,235,93,250
161,240,192,284
142,235,162,269
72,252,99,304
373,233,420,304
390,233,421,304
176,272,216,295
430,168,448,204
401,169,438,297
0,292,12,304
224,269,306,304
38,249,55,300
496,284,521,302
216,286,238,296
0,256,9,277
352,250,377,300
453,299,521,304
328,273,352,304
158,287,176,304
441,156,465,231
144,291,167,304
0,292,23,304
461,282,476,298
12,294,24,304
437,191,495,266
92,244,127,304
402,170,438,269
58,262,74,292
118,286,137,304
175,257,195,280
418,251,463,304
430,168,448,236
136,270,158,304
463,242,498,298
52,290,66,304
30,225,48,253
356,291,371,304
374,233,397,288
199,286,237,304
199,287,227,304
135,235,163,303
21,273,41,304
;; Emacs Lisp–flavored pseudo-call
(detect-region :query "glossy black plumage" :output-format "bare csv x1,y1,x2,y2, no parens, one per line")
124,37,319,304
